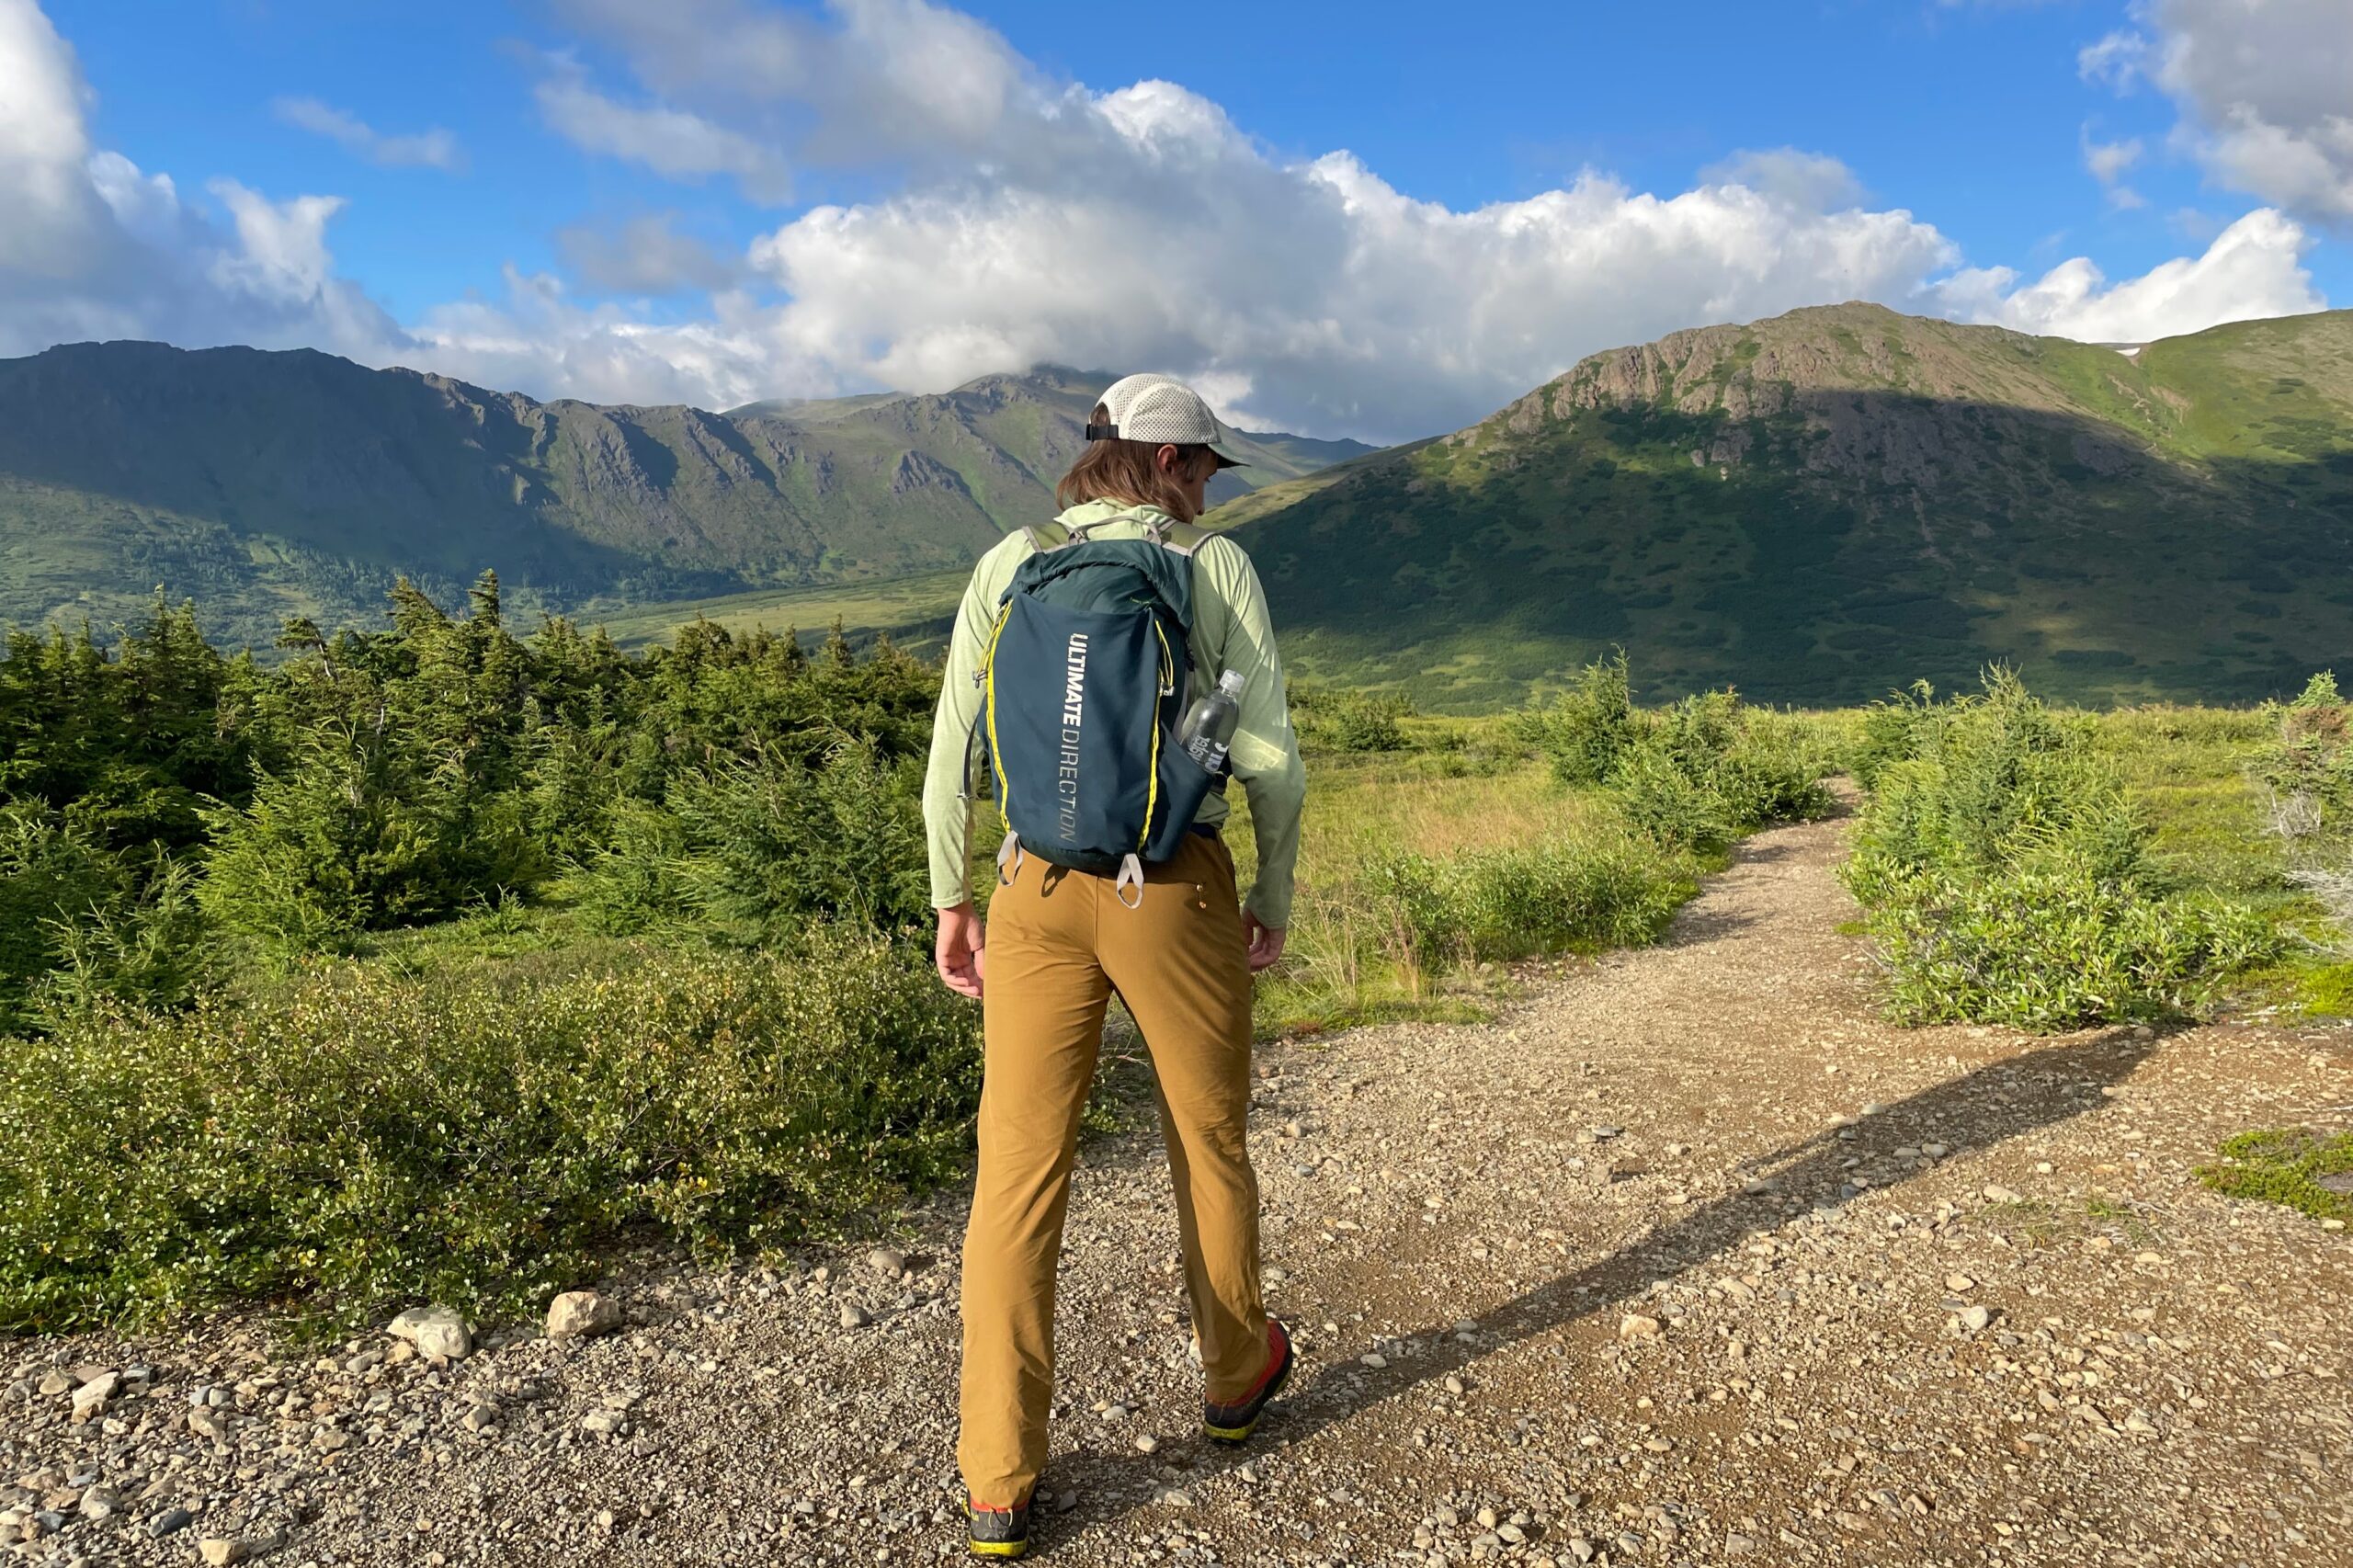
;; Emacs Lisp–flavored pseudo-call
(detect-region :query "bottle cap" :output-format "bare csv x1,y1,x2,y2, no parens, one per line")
1216,669,1245,694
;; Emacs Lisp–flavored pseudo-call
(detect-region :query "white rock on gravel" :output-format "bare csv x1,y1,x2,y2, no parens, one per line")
68,1370,118,1423
546,1290,623,1339
387,1304,471,1360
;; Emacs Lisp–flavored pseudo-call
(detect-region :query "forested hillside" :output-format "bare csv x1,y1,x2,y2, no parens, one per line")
0,347,1369,653
1222,304,2353,706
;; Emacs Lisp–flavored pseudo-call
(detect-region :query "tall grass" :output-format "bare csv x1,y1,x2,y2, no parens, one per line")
1262,764,1699,1029
1226,683,1829,1032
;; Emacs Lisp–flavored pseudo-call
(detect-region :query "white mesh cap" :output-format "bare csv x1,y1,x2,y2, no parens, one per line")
1088,373,1246,468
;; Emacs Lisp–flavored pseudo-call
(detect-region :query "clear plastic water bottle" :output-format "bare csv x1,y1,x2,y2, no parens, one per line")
1178,669,1247,772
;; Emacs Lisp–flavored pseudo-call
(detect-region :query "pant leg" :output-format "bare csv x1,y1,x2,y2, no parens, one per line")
959,862,1110,1508
1097,833,1271,1404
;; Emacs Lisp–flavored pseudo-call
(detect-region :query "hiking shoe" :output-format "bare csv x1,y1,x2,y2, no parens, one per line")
966,1494,1032,1559
1203,1317,1293,1445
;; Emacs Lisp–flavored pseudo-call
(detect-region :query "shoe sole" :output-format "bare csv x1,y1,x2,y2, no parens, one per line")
1203,1344,1295,1445
968,1542,1029,1560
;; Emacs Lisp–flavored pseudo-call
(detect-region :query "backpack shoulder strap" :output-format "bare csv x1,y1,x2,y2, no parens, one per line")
1159,520,1211,558
1020,521,1072,554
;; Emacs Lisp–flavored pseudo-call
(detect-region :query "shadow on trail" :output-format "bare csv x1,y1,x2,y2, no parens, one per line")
1063,1025,2156,1542
1661,904,1765,945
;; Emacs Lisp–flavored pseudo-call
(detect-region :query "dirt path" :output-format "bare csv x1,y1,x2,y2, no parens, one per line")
9,812,2352,1567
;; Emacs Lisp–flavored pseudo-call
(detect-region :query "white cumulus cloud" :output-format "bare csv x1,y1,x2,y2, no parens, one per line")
0,0,2337,438
0,0,400,360
2089,0,2353,225
2081,127,2146,207
1932,207,2325,343
555,212,741,295
534,64,793,204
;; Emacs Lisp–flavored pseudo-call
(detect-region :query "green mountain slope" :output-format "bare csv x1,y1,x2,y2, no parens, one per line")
1231,303,2353,707
0,346,1370,652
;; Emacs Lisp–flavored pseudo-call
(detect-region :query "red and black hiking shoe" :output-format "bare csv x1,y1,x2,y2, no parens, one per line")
966,1494,1032,1559
1202,1317,1293,1446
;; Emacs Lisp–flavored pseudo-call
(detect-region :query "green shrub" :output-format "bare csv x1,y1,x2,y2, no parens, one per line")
2248,671,2353,843
1844,670,2279,1027
1365,832,1694,970
1743,706,1866,784
1601,686,1836,855
1516,651,1636,784
0,932,980,1332
1709,742,1838,831
1609,740,1739,857
0,804,218,1033
1319,692,1411,753
1850,680,1939,790
1291,685,1413,754
1859,859,2276,1028
569,741,929,939
567,797,696,935
0,803,126,1031
31,857,219,1028
199,735,540,955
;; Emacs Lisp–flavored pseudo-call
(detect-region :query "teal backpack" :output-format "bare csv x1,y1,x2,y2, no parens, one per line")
973,517,1225,903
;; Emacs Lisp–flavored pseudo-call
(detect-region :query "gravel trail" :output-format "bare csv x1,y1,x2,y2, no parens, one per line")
9,809,2350,1567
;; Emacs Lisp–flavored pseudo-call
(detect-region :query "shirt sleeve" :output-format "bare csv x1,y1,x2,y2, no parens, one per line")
922,553,1004,910
1199,538,1307,930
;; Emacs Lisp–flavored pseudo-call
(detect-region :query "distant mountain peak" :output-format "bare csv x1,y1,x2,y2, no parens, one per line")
0,339,1373,652
1220,304,2353,709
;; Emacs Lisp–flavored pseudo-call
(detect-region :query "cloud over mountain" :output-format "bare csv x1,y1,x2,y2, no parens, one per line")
0,0,2336,439
2085,0,2353,226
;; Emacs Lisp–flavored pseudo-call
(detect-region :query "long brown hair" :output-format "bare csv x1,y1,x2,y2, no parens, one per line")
1054,403,1219,523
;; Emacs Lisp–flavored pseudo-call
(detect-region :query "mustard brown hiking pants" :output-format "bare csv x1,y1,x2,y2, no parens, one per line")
959,829,1271,1508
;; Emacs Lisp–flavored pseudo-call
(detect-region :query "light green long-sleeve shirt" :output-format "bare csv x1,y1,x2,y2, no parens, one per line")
922,501,1308,927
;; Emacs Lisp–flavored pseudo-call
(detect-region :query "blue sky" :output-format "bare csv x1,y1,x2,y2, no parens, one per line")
7,0,2349,439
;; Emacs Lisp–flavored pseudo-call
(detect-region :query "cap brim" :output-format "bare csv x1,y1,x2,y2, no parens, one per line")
1210,446,1246,470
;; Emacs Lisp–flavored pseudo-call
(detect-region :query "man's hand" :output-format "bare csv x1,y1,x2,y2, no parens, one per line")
1244,912,1286,972
935,902,984,999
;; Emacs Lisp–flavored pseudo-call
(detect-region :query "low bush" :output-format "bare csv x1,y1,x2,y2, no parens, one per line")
566,741,930,940
1849,680,1940,790
1515,652,1636,785
1859,860,2274,1028
0,803,125,1030
1608,739,1740,856
1844,670,2279,1028
199,739,543,956
2248,671,2353,844
32,857,218,1028
1517,662,1835,855
1363,831,1695,971
0,932,979,1333
0,804,216,1033
2196,1129,2353,1222
1292,685,1413,753
1321,693,1411,753
1608,689,1836,856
